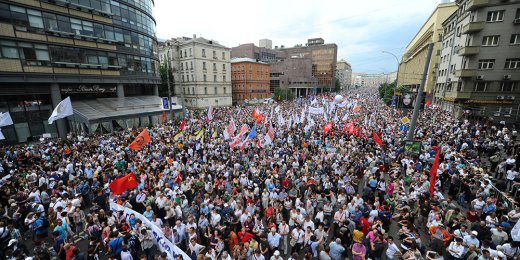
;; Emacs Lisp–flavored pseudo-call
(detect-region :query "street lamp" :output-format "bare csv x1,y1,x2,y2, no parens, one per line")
382,50,401,106
166,49,173,120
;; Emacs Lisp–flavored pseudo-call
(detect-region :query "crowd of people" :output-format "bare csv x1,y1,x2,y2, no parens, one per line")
0,87,519,260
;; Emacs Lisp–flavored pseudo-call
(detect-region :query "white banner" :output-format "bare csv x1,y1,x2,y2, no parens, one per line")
308,107,325,115
0,112,13,127
109,202,190,260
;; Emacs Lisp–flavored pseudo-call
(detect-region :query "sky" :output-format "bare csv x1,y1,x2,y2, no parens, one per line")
154,0,450,74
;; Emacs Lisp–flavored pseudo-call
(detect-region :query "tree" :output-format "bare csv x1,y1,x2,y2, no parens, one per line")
272,88,294,101
335,78,341,92
159,64,174,97
378,82,396,105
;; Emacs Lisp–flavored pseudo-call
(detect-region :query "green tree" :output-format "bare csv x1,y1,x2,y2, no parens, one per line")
335,78,341,92
378,82,396,105
159,64,174,97
273,88,294,101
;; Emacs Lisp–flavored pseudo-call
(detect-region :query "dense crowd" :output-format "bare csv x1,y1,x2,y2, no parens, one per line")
0,87,519,260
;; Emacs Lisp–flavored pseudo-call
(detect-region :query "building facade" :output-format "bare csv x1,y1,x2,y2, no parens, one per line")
434,0,520,123
269,57,318,97
159,36,232,109
230,58,270,104
0,0,161,143
281,38,338,92
398,2,457,95
231,41,286,63
336,60,352,90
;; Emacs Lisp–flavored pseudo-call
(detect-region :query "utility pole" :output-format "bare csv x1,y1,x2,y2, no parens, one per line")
175,42,186,119
406,43,434,141
166,49,173,120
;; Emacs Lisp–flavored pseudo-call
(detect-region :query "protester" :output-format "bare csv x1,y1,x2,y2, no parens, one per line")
0,87,518,260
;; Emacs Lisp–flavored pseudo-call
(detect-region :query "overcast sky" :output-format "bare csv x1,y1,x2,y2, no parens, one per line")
154,0,449,74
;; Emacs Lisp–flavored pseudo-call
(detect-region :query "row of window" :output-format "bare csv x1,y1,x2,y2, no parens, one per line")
234,93,270,100
477,58,520,70
437,81,517,93
231,75,269,80
181,74,227,83
0,40,157,75
110,0,155,36
482,34,520,46
184,87,228,95
180,61,229,71
180,49,227,60
0,3,156,57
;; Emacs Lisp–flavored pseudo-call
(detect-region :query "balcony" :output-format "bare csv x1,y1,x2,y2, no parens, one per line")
462,21,485,34
458,46,480,56
466,0,489,11
454,69,476,78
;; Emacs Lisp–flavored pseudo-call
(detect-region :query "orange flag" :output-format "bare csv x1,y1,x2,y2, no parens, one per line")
129,128,151,150
372,132,384,146
109,172,138,195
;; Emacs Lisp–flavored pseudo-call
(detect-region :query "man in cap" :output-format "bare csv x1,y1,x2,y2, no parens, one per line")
463,231,480,248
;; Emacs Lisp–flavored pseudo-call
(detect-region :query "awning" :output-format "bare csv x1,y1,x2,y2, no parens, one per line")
70,96,182,124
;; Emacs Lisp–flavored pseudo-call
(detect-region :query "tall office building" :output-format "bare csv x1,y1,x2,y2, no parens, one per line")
336,59,352,90
0,0,161,143
434,0,520,123
159,36,232,108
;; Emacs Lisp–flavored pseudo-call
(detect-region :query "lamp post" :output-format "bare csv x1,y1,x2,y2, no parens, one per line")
382,50,400,106
166,49,173,120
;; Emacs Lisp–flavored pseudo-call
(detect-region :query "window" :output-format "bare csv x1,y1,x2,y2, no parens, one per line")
214,87,217,94
478,59,495,69
474,82,487,91
181,63,183,70
0,40,19,58
182,75,184,82
184,50,187,58
192,87,194,94
189,48,192,56
222,64,226,70
487,10,504,22
214,75,217,82
190,61,193,69
223,75,226,82
213,63,216,71
213,50,216,58
203,75,207,81
203,62,206,70
202,49,206,57
511,34,520,45
224,87,226,93
191,75,194,81
222,51,225,60
482,36,500,46
204,87,207,94
505,58,520,69
501,82,517,92
27,9,43,29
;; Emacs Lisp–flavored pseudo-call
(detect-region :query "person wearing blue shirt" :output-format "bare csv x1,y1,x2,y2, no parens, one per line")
108,233,124,255
53,219,68,241
143,207,154,221
34,216,48,240
482,201,496,215
329,238,345,260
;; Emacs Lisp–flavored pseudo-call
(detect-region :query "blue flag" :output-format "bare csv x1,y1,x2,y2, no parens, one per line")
399,124,408,132
248,124,257,139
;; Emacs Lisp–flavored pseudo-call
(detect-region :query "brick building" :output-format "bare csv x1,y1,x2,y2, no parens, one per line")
231,58,270,104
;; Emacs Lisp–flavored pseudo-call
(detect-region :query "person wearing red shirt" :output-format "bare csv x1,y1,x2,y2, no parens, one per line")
64,243,76,260
360,214,371,235
238,226,254,243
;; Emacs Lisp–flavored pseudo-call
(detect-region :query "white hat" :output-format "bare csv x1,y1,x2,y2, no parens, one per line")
8,239,16,247
273,250,280,256
471,231,478,236
224,203,229,207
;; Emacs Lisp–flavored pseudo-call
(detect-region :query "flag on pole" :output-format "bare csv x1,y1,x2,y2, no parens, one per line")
109,172,138,195
194,129,204,140
237,124,248,137
323,122,333,134
180,120,186,131
264,125,275,146
229,136,241,149
429,146,441,196
212,130,218,139
372,132,384,146
207,105,213,121
256,135,263,148
48,97,73,124
0,128,5,140
223,121,234,140
239,137,250,151
129,128,151,150
173,131,183,140
0,112,13,127
248,125,257,139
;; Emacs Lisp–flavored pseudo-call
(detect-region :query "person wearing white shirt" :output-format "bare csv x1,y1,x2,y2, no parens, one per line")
447,238,465,259
210,209,221,227
386,237,402,260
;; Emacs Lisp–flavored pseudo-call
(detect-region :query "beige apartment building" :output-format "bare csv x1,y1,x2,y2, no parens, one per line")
398,2,458,97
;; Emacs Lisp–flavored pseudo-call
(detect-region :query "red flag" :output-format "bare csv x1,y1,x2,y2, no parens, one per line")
323,122,333,134
347,120,355,134
429,146,441,196
354,126,360,136
180,120,186,131
162,111,166,122
109,173,138,195
372,132,384,146
425,99,432,107
129,129,151,150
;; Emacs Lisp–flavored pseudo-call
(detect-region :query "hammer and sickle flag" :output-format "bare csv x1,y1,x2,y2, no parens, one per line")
109,172,138,195
129,128,151,150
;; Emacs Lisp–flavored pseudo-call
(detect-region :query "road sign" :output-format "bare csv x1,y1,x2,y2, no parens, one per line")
401,117,410,124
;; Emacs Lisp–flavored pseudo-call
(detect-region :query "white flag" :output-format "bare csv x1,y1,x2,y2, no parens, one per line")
207,105,213,121
0,128,5,140
274,105,280,114
48,97,73,124
278,114,284,126
264,125,275,146
0,112,13,127
342,113,349,121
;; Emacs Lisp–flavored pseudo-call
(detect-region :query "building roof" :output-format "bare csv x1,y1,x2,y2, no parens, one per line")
71,96,181,124
230,58,267,64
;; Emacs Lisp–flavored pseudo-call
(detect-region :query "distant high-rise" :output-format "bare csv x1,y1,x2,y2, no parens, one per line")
259,39,272,49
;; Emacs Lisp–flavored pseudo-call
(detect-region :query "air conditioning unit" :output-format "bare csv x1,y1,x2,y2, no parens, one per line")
504,114,511,118
476,75,484,80
447,78,451,82
506,96,515,100
503,75,512,80
493,112,501,116
497,95,505,100
514,18,520,24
